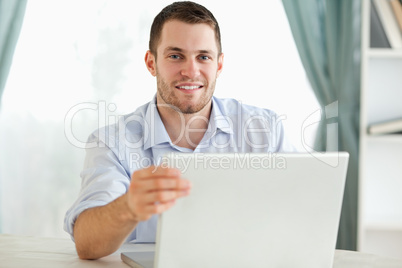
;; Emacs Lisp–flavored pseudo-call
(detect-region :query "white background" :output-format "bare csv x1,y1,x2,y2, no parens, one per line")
0,0,319,238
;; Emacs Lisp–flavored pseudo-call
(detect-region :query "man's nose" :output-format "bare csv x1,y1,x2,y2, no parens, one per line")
180,59,200,78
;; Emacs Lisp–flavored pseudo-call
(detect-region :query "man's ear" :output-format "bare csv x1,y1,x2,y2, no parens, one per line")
145,50,157,76
217,53,224,78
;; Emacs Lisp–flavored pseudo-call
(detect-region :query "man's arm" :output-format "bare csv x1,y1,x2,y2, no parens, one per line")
73,166,191,260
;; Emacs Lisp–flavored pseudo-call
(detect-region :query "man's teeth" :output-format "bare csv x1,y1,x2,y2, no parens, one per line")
178,86,201,90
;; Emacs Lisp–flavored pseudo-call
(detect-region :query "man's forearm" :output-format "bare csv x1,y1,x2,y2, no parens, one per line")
73,193,138,260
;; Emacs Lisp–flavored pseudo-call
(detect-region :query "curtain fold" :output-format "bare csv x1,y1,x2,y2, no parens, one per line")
0,0,27,233
0,0,27,104
282,0,361,250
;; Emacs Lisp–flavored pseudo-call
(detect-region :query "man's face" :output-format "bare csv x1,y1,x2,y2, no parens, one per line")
146,20,224,114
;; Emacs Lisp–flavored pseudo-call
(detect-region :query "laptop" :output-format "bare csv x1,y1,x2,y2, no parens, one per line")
121,152,349,268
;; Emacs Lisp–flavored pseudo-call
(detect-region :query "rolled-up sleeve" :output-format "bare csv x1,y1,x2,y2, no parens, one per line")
63,132,131,241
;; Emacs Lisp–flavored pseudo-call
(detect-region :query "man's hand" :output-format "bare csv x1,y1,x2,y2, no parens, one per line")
127,166,191,222
74,165,191,260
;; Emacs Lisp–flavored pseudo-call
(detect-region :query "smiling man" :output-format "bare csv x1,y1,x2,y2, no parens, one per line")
146,18,223,150
64,1,295,260
151,22,222,114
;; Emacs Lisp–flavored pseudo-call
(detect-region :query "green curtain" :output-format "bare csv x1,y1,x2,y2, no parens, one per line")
0,0,27,104
282,0,361,250
0,0,27,233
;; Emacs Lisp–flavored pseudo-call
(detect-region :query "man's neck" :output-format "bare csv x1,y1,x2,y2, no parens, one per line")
156,99,212,151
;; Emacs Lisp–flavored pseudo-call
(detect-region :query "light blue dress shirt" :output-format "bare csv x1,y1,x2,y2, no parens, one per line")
64,96,295,243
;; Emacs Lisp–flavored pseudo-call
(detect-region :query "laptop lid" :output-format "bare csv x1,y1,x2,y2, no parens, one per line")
122,152,349,268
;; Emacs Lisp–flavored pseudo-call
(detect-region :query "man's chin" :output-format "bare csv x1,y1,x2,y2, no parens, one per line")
178,101,210,114
176,104,199,114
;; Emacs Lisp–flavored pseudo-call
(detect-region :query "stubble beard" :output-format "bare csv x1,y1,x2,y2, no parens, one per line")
156,72,216,114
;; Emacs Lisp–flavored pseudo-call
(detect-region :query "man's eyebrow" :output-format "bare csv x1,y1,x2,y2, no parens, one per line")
164,46,214,55
164,46,183,53
198,49,213,54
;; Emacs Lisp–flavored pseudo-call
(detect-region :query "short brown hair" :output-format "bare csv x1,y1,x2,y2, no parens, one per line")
149,1,222,58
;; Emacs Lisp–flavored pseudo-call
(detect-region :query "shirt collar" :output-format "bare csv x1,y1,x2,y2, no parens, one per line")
209,96,234,135
143,96,171,150
143,96,233,150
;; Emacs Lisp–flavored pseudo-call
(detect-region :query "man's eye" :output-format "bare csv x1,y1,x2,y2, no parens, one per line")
199,55,210,60
169,55,181,59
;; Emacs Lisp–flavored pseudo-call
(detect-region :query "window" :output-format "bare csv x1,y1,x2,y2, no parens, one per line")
0,0,319,237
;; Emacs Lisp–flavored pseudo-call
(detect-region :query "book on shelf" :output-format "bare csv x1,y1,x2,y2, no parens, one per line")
373,0,402,48
390,0,402,31
367,118,402,135
371,0,391,47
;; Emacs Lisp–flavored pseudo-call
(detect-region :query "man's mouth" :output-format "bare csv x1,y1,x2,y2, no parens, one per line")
175,83,204,91
176,85,203,90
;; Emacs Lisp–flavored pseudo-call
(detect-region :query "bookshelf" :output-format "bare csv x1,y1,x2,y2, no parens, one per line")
359,0,402,259
367,48,402,57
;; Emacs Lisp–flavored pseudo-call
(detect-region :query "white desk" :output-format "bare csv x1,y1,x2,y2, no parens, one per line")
1,234,402,267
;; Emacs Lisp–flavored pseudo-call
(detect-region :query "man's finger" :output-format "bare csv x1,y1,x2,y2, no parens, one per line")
132,178,191,192
140,189,190,204
132,166,181,180
143,200,178,215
